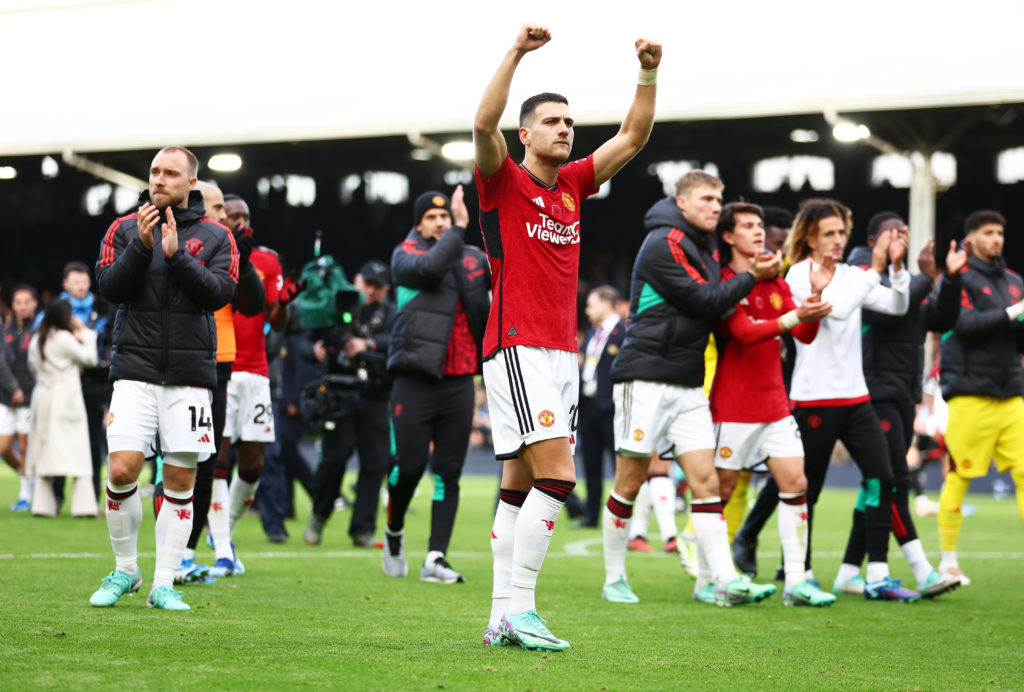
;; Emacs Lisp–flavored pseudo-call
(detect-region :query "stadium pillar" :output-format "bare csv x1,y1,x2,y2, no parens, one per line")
907,152,937,274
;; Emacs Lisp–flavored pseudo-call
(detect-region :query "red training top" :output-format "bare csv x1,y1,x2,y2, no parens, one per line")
232,247,282,377
710,266,819,423
474,154,596,357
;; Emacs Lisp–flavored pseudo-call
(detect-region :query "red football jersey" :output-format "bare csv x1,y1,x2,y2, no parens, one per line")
710,266,817,423
232,247,282,376
475,155,596,357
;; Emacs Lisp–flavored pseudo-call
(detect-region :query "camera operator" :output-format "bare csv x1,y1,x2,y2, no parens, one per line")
304,260,395,548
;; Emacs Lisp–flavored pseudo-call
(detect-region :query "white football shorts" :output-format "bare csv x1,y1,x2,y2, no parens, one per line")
223,371,275,443
614,380,714,458
714,416,804,470
106,379,216,455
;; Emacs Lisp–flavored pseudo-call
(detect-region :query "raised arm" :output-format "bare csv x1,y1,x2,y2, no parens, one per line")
474,25,550,176
591,38,662,187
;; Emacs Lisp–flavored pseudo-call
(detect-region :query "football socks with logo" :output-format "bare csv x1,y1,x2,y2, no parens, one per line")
603,492,634,586
228,468,260,536
105,481,142,577
690,497,737,585
938,470,970,552
490,490,526,628
648,474,679,543
509,479,575,617
866,561,889,584
208,476,234,561
900,538,936,585
154,487,194,591
777,492,809,588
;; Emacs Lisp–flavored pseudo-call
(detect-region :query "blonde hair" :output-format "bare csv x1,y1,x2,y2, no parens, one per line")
786,198,852,267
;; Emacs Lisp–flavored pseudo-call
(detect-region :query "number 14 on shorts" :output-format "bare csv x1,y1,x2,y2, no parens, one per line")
189,405,212,432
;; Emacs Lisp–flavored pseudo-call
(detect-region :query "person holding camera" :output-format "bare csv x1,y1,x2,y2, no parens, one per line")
304,260,395,548
381,186,490,583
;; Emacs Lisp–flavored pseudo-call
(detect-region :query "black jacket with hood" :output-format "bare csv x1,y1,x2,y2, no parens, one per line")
611,197,755,388
94,190,239,389
847,244,961,403
387,225,490,379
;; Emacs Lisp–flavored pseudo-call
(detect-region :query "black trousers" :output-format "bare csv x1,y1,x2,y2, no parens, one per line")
842,399,919,565
578,397,615,524
387,374,474,554
312,395,390,538
795,402,894,567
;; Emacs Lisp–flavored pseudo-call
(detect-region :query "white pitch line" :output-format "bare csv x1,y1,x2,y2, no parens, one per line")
3,549,1021,560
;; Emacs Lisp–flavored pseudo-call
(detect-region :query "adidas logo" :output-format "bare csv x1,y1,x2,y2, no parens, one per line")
532,196,545,208
507,327,518,336
198,433,211,443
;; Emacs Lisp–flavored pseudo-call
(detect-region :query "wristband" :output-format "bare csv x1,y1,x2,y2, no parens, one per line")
638,67,658,86
1006,302,1024,321
779,310,800,331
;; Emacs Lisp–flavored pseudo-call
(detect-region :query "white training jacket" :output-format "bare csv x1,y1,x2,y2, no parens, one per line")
786,259,910,404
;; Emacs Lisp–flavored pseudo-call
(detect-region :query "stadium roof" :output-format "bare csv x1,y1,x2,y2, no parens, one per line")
2,0,1023,156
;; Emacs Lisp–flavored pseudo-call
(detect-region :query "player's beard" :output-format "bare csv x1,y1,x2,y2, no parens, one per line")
150,186,188,210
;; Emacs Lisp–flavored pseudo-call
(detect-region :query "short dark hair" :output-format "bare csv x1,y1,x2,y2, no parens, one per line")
519,92,569,127
964,209,1006,236
589,285,619,305
62,260,91,280
717,201,764,236
223,193,244,203
11,284,37,301
762,206,794,231
156,146,199,178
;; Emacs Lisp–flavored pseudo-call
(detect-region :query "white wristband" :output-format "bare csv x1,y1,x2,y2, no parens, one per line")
638,67,658,86
1006,302,1024,321
779,310,800,331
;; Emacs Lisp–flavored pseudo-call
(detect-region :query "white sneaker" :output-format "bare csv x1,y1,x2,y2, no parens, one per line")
939,565,971,586
420,555,465,584
914,495,940,517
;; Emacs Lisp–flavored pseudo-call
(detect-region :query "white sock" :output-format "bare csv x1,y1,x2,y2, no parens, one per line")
209,477,234,560
939,551,959,571
490,500,519,628
900,539,934,585
228,471,259,536
153,487,193,590
649,476,679,542
603,492,633,586
835,562,861,586
627,481,652,540
777,494,808,588
18,474,33,502
691,498,736,585
105,481,141,577
695,541,712,588
425,550,444,567
509,488,564,616
866,561,889,583
183,548,195,562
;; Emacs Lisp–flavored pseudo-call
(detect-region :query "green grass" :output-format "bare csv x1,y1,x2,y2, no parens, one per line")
1,465,1022,691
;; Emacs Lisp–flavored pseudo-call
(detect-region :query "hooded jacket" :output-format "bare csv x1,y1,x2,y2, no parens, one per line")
847,245,961,403
94,190,239,389
940,253,1024,400
387,225,490,379
610,197,755,387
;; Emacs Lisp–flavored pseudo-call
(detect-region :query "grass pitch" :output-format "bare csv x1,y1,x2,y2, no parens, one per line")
1,466,1022,691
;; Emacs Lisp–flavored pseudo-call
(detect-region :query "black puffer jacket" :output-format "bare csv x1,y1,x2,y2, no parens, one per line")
95,190,238,389
847,245,961,403
0,317,34,405
388,225,490,379
611,197,755,387
940,253,1024,400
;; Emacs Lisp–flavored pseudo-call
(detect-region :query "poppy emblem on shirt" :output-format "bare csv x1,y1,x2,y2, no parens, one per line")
538,410,555,427
184,238,204,256
633,428,645,442
770,293,783,310
754,296,765,310
561,192,576,212
719,446,733,459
